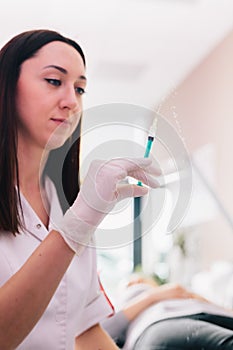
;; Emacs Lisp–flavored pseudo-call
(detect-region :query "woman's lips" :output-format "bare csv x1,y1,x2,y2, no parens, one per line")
50,118,70,126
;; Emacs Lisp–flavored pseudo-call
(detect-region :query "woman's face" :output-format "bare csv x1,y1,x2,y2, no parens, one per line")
16,41,86,151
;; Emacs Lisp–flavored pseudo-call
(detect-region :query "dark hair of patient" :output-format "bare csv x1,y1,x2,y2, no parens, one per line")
0,29,85,234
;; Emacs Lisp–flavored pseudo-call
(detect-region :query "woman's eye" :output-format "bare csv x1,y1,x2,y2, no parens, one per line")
45,78,61,86
75,87,86,95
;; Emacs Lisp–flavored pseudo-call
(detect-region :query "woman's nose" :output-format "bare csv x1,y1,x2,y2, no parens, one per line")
59,87,80,111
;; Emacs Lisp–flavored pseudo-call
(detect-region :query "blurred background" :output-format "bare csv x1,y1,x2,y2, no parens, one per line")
1,0,233,301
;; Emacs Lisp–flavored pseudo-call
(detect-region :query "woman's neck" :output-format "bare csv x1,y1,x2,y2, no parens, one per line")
17,142,50,228
17,140,49,193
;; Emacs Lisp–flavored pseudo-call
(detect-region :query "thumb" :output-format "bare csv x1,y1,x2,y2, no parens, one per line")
116,183,149,201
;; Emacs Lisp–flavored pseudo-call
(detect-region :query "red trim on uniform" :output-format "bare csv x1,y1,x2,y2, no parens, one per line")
98,275,115,317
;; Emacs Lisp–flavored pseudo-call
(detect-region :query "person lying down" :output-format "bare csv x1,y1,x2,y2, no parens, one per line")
101,274,233,349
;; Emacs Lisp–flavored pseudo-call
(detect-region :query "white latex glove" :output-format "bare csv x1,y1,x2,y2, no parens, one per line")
54,157,160,255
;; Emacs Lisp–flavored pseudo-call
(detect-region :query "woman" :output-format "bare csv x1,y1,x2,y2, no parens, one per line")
102,275,233,349
0,29,160,349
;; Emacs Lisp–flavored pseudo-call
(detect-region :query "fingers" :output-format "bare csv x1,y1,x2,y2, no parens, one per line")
85,157,161,204
104,158,148,182
142,162,162,176
129,170,160,188
116,183,149,200
112,157,152,170
100,157,161,185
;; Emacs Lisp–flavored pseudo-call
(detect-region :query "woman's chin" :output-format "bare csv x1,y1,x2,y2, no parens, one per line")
45,127,72,150
45,136,67,150
44,136,67,152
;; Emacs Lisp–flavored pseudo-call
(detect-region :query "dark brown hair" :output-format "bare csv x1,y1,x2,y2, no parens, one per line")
0,29,86,234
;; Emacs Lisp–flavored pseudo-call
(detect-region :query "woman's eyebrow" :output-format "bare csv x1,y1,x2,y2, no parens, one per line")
43,65,67,74
43,65,87,81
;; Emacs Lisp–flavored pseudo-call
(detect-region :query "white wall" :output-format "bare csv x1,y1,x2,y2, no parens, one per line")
158,29,233,268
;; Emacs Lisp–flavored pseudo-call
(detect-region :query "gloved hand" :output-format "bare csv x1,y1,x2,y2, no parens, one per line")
54,157,160,255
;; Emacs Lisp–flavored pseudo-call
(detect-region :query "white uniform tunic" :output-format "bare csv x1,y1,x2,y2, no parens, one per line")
0,178,113,350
